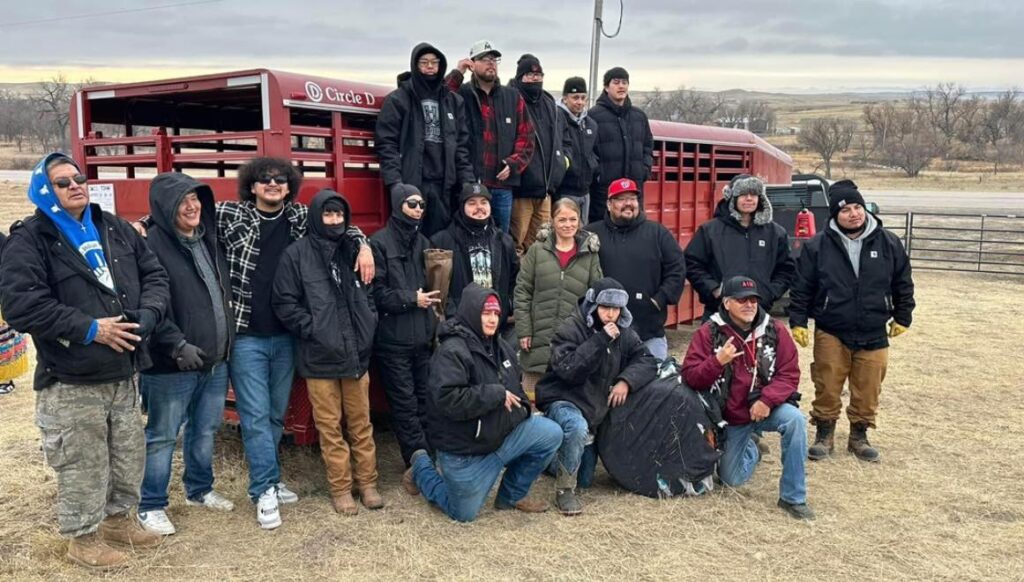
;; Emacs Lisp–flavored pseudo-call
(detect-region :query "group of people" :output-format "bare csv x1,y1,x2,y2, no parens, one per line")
0,40,915,573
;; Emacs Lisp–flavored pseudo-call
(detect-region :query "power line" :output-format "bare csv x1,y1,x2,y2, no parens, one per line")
0,0,225,29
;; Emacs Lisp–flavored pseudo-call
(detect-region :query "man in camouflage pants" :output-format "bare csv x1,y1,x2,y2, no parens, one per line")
0,153,170,570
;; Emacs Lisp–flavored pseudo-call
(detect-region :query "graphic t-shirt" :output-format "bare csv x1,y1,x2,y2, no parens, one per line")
421,99,444,182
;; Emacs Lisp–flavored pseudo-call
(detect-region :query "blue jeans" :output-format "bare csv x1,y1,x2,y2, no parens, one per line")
643,336,668,361
412,415,562,522
139,364,229,511
490,188,513,232
545,401,591,489
230,334,296,500
718,403,808,504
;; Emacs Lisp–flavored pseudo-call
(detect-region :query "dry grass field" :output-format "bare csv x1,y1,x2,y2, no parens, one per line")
0,180,1023,581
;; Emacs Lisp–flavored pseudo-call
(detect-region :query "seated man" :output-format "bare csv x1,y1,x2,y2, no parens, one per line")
535,277,658,515
404,283,562,522
681,276,814,520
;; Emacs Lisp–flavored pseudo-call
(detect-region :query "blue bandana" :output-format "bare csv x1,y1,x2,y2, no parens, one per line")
29,153,114,291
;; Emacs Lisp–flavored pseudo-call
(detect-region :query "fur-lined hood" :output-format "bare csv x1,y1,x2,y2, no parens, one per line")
533,223,601,253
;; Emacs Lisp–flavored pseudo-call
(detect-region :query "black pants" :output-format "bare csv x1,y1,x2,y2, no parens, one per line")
374,343,432,465
420,181,450,238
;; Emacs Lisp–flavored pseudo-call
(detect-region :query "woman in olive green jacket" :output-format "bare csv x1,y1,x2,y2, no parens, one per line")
515,199,603,399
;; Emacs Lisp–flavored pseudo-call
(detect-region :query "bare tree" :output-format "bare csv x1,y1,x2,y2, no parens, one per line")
976,89,1024,173
920,82,980,157
797,117,856,178
637,86,725,126
31,74,75,151
863,99,940,177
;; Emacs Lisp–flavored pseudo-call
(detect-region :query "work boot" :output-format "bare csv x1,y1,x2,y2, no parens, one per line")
359,486,384,510
777,499,816,520
494,496,549,513
66,532,130,571
332,493,358,516
99,513,163,549
401,468,419,496
555,489,583,516
848,422,880,462
807,420,836,461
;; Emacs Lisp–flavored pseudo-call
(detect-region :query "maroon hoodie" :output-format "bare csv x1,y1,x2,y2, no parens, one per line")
681,311,800,426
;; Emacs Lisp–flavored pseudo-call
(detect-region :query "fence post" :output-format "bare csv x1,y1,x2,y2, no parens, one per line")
905,211,913,255
978,214,986,272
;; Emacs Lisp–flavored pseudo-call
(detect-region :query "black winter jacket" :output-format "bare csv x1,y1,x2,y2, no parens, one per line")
370,189,437,349
375,44,474,200
426,284,531,455
0,205,169,389
273,191,377,378
587,215,686,341
588,93,654,221
789,215,915,350
556,107,599,200
145,173,235,373
430,212,519,324
535,308,658,428
511,82,569,199
451,74,527,188
684,198,796,313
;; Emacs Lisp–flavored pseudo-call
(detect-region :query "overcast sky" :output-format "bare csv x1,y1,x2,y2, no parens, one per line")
0,0,1021,92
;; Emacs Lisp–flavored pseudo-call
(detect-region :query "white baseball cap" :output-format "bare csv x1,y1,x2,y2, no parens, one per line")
469,40,502,60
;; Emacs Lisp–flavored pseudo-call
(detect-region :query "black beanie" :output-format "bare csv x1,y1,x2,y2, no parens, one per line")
828,179,866,219
563,76,587,95
603,66,629,87
323,198,345,213
459,182,492,205
515,54,543,81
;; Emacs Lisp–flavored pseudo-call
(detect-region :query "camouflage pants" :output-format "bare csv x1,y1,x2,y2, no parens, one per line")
35,379,145,538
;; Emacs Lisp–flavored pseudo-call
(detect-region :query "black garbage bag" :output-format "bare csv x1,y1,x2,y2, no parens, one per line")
597,376,721,498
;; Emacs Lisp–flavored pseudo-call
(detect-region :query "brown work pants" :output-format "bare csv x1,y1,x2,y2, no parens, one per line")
810,330,888,428
510,196,551,254
306,375,378,497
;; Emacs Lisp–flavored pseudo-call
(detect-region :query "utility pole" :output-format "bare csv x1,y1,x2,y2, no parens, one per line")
588,0,604,107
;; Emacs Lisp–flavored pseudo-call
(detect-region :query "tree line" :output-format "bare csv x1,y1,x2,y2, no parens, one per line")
0,75,99,166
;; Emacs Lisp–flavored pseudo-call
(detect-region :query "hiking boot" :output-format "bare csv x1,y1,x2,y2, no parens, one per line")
276,482,299,504
256,487,282,530
555,489,583,516
99,513,163,549
808,420,836,461
137,510,176,536
848,423,880,462
359,486,384,510
402,468,419,496
186,490,235,512
66,532,129,571
752,433,770,456
332,493,358,516
777,499,816,520
494,496,549,513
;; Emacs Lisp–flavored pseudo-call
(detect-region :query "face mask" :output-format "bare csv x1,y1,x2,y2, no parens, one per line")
520,82,543,101
324,224,347,240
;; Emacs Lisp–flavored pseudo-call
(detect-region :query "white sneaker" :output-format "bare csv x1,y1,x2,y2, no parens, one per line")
276,482,299,504
138,510,176,535
186,490,235,512
256,487,282,530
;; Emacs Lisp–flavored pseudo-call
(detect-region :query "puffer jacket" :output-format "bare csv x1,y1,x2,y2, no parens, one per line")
514,226,602,373
587,92,653,222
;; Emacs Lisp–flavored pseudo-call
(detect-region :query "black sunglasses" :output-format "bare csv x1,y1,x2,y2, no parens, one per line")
256,175,289,185
405,200,426,209
53,174,88,188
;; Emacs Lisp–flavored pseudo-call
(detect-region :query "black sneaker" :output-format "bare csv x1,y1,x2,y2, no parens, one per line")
777,499,815,520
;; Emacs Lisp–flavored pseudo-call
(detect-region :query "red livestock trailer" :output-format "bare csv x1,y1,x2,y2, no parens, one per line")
69,69,792,443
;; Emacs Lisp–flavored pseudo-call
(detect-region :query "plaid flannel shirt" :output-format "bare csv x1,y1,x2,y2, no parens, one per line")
215,200,366,332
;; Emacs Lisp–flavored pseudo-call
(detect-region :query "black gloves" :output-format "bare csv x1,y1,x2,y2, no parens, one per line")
174,343,207,371
125,308,158,338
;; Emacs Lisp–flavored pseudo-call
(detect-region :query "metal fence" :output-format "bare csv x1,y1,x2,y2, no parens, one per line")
878,212,1024,275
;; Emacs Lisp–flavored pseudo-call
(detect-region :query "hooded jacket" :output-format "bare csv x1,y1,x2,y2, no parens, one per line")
514,225,602,373
556,102,600,200
789,214,915,350
369,187,437,349
272,190,377,378
534,281,658,428
586,213,686,341
510,80,570,199
682,308,800,426
684,190,796,313
430,195,519,324
145,172,234,373
426,284,531,455
0,199,169,389
375,44,475,204
587,92,654,222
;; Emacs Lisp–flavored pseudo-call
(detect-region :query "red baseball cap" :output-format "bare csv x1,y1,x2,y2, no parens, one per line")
608,178,639,199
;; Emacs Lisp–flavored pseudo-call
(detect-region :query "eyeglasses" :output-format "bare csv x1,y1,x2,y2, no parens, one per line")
256,175,289,185
417,59,441,67
730,296,759,305
475,56,500,65
405,200,426,209
52,174,88,189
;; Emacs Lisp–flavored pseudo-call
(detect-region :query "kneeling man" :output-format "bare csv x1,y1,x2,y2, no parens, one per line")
682,276,813,519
